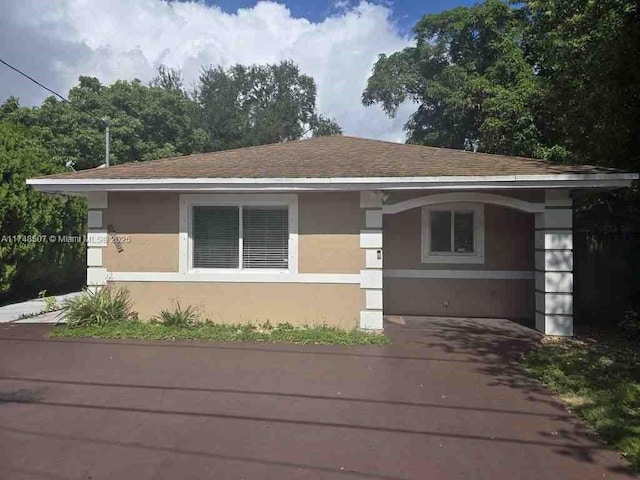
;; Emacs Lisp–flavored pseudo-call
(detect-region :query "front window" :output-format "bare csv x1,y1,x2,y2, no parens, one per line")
192,204,289,270
422,204,484,264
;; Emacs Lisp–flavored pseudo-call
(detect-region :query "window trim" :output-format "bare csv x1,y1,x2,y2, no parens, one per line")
421,203,485,264
179,194,298,275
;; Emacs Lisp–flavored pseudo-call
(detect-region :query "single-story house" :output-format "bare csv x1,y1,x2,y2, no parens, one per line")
28,136,638,336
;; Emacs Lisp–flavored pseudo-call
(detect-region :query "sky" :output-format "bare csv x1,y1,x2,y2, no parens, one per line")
0,0,475,142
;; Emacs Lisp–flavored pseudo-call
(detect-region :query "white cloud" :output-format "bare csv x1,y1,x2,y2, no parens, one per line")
0,0,413,141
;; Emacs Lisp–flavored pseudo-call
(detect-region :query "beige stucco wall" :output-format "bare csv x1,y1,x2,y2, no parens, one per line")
102,192,363,274
383,192,535,319
111,281,363,328
103,192,180,272
101,192,364,326
298,192,364,274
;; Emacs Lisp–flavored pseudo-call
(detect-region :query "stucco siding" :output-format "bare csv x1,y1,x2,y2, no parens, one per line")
103,192,363,275
103,192,180,272
384,278,534,319
298,192,364,273
384,204,534,271
110,281,363,328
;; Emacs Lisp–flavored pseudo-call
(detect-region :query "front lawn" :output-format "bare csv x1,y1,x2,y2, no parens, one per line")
522,330,640,471
50,320,390,346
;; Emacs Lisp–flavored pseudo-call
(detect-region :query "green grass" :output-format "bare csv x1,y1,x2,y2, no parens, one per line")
522,330,640,471
50,320,390,346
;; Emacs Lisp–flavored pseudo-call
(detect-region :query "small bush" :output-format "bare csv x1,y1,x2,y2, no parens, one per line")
38,289,58,311
153,302,199,327
44,296,58,312
63,287,136,327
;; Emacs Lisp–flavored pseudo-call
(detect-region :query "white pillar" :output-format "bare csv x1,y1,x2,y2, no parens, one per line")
86,192,109,291
535,190,573,336
360,191,384,330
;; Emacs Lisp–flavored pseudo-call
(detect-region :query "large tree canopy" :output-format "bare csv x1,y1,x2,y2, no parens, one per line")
197,61,341,150
363,0,640,169
2,60,340,170
2,76,207,170
521,0,640,170
363,0,542,157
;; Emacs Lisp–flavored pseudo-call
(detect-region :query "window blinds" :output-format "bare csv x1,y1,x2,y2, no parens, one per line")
242,207,289,269
192,205,288,269
193,206,240,268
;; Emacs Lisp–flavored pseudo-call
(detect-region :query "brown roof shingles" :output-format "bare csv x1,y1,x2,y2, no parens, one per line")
37,135,618,180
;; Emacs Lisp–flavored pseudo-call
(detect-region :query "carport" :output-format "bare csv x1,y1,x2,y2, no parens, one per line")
360,189,575,335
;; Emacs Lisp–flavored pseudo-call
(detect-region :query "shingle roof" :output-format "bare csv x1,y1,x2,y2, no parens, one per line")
37,135,618,180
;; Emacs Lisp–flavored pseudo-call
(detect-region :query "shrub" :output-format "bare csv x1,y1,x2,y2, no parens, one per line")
63,287,136,327
39,290,58,312
153,302,199,327
44,296,58,312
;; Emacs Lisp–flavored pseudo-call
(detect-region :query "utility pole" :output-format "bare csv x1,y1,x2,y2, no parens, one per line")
102,117,110,167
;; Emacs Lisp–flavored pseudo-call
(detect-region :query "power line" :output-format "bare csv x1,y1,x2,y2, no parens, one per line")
0,57,70,103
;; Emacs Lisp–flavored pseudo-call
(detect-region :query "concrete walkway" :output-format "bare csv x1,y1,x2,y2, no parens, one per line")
0,292,80,323
0,317,634,479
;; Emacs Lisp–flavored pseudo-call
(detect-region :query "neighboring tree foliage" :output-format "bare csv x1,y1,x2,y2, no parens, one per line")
3,76,208,170
0,122,85,302
521,0,640,171
0,60,339,303
1,60,340,171
363,0,542,157
363,0,640,169
197,61,341,150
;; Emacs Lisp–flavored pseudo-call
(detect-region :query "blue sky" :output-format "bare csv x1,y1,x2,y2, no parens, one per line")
204,0,477,32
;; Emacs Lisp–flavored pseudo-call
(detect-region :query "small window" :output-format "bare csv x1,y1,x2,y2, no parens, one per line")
422,204,484,264
192,205,289,270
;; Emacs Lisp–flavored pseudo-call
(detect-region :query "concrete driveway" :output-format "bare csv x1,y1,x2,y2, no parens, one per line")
0,292,81,324
0,317,634,479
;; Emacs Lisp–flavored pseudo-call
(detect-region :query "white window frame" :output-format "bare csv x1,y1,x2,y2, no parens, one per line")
179,194,298,275
421,203,485,264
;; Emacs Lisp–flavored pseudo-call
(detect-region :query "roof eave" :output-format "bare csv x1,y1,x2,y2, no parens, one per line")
26,173,638,194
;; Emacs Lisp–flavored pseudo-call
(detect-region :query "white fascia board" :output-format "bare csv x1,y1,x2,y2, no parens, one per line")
26,173,638,193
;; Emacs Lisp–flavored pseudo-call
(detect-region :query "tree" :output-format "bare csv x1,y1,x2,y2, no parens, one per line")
5,75,209,169
196,61,341,150
149,65,184,92
520,0,640,170
0,122,85,301
363,0,544,157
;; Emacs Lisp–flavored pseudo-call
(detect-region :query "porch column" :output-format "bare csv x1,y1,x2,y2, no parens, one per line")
535,190,573,336
359,191,384,330
86,192,109,291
